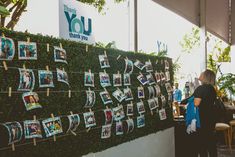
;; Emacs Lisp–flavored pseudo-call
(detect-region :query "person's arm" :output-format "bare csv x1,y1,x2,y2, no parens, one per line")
194,98,201,107
193,86,203,107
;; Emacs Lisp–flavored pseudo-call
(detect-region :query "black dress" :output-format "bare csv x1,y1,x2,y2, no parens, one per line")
193,84,217,157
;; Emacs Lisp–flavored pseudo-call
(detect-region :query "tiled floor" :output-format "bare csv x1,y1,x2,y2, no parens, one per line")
218,145,235,157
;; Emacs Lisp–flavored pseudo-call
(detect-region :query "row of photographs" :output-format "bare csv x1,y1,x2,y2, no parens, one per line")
2,106,167,145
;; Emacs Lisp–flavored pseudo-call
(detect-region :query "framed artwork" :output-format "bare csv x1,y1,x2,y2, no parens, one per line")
18,41,37,60
56,68,69,85
137,101,145,114
38,70,54,88
84,71,94,87
123,87,133,101
112,88,126,103
0,36,15,60
99,72,111,87
101,124,112,139
83,111,96,128
137,73,148,85
54,46,67,64
134,60,145,70
22,92,42,111
67,114,80,133
148,98,157,110
137,115,145,128
42,117,63,137
3,122,23,145
113,105,125,121
123,73,131,86
24,120,42,139
116,121,123,135
18,68,35,91
104,108,113,125
100,90,113,105
84,90,96,108
124,58,133,74
138,86,145,99
99,54,110,68
126,103,134,116
113,73,122,87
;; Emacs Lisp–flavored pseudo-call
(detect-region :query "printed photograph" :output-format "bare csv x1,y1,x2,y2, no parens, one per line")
138,86,145,99
22,92,42,111
113,105,125,121
165,82,173,93
154,72,161,83
0,36,15,60
112,89,126,102
104,108,113,125
24,120,42,139
84,90,96,108
100,90,113,105
137,73,148,85
148,86,156,99
99,72,111,87
165,71,171,82
18,41,37,60
42,117,63,137
148,98,157,110
18,68,35,91
164,60,170,70
146,73,156,85
123,73,131,86
38,70,54,88
83,112,96,128
84,71,94,87
123,87,133,101
137,101,145,114
154,84,161,96
124,59,133,74
159,108,167,120
113,73,122,87
99,54,110,68
160,72,166,81
67,114,80,133
134,60,145,70
137,115,145,128
54,46,67,64
154,97,159,108
161,95,167,107
3,122,23,145
145,60,153,72
116,121,123,135
126,118,134,133
101,124,112,139
126,103,134,116
56,68,69,85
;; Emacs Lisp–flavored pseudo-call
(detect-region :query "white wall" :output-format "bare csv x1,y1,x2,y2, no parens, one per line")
83,127,175,157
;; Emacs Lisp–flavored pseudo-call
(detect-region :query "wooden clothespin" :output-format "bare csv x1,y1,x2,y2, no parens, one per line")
150,110,154,116
51,113,56,142
46,65,49,71
104,69,106,74
33,115,37,146
45,65,50,96
88,69,91,74
62,67,65,72
59,43,63,49
23,64,26,70
106,105,109,110
104,88,107,92
68,90,71,98
11,143,15,151
116,55,121,60
47,43,50,52
27,37,30,44
3,61,8,71
117,71,120,75
8,87,12,97
104,50,107,56
85,45,88,52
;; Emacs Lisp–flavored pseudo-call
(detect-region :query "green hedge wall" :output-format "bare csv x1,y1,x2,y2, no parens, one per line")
0,28,174,157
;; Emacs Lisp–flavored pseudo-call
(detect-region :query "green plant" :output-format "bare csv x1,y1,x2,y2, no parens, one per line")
217,73,235,97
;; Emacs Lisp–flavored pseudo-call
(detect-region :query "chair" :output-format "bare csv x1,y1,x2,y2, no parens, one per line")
215,123,232,150
229,120,235,144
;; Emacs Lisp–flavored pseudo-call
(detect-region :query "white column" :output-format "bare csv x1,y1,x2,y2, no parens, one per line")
200,0,207,72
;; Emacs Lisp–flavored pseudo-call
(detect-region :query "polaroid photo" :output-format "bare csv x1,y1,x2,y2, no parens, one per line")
100,90,113,105
38,70,54,88
164,60,170,70
56,68,69,85
84,71,95,87
168,93,173,103
138,86,145,99
83,111,96,128
113,73,122,87
146,73,156,85
124,59,133,74
24,120,42,139
148,86,155,99
137,115,145,128
101,124,112,139
54,46,67,64
0,36,15,60
161,95,167,107
154,72,161,83
124,87,133,101
148,98,157,110
18,41,37,60
145,60,153,72
113,105,125,121
134,60,145,70
99,54,110,69
159,108,167,120
126,103,134,116
3,122,23,145
116,121,123,135
84,90,96,108
112,88,126,102
22,92,42,111
160,72,166,81
126,118,134,133
136,101,145,114
42,117,63,137
18,68,35,91
154,84,161,96
154,97,159,108
165,71,171,82
165,83,173,93
99,72,111,87
67,114,80,133
123,73,131,86
137,73,148,85
104,108,113,125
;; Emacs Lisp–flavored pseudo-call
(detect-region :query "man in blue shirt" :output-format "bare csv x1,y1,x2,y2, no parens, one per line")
173,83,182,116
